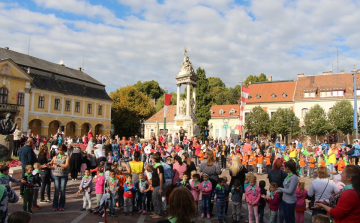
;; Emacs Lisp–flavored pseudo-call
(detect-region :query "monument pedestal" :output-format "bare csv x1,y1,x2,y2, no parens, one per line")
0,134,13,161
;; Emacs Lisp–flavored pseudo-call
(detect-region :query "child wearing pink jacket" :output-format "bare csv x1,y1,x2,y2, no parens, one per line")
245,175,261,223
199,174,213,219
94,167,105,207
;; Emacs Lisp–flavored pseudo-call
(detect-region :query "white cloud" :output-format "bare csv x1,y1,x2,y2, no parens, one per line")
1,0,360,94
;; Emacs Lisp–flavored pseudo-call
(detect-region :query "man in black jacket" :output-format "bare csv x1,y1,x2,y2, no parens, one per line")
19,138,37,197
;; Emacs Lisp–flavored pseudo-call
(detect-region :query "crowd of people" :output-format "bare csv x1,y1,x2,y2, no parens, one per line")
0,127,360,223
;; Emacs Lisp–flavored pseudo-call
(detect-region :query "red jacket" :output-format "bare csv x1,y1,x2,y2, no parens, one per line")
330,189,360,223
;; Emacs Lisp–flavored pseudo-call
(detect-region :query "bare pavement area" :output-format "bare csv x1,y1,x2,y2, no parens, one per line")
8,171,314,223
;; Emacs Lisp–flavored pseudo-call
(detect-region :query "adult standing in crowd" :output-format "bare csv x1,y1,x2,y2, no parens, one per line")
229,155,248,190
307,167,339,218
276,159,299,223
327,144,337,178
19,138,37,197
243,138,251,155
182,153,196,175
129,151,144,184
315,165,360,222
179,127,186,142
151,153,164,219
69,146,82,181
104,140,112,157
48,144,70,211
87,129,93,142
94,144,106,166
38,144,51,202
85,137,94,154
199,150,221,214
172,155,187,186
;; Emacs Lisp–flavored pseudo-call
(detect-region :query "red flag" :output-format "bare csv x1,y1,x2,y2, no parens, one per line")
164,94,172,118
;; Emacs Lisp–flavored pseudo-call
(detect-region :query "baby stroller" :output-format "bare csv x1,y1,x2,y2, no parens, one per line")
90,192,109,217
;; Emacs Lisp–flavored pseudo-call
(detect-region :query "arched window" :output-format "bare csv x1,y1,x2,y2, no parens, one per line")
301,108,309,118
0,87,8,103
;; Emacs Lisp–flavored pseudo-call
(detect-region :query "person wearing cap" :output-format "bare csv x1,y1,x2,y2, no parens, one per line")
19,138,38,197
94,144,106,166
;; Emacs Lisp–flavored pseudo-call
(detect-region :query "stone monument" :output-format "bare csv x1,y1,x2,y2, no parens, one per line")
174,48,200,137
0,113,17,161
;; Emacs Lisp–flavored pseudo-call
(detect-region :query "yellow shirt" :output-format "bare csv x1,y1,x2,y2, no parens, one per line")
328,149,336,164
289,149,297,158
129,160,144,173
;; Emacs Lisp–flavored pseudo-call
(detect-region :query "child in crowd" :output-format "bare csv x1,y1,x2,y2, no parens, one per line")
295,180,307,223
189,170,197,185
106,170,119,217
107,152,113,165
244,173,253,222
319,155,325,167
262,182,281,223
258,180,267,223
136,173,150,215
309,155,316,178
23,165,39,214
77,169,92,211
231,179,243,223
0,165,25,186
90,150,97,169
190,174,200,211
199,173,212,219
265,153,271,174
94,166,105,207
145,165,154,213
180,172,191,190
211,178,228,223
111,161,119,171
105,165,111,181
116,167,126,209
123,173,136,215
312,214,330,223
112,151,120,164
31,163,42,210
299,154,306,177
222,176,230,216
337,156,345,174
245,175,260,223
257,153,263,175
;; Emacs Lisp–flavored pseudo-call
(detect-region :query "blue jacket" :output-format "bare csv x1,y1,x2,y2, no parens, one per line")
19,145,37,170
231,185,243,202
211,184,228,203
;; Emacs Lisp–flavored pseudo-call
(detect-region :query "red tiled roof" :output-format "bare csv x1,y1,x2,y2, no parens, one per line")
247,81,296,103
210,104,239,117
145,105,176,122
294,73,360,100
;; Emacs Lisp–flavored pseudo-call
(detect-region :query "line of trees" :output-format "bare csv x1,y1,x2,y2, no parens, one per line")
245,100,356,143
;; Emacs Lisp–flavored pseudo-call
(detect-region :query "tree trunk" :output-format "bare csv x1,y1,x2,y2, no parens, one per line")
315,135,318,144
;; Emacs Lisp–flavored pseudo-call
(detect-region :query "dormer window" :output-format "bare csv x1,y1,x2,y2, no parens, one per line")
304,92,315,98
256,94,262,99
282,93,288,98
271,93,277,98
248,95,253,99
209,109,213,115
229,108,235,115
219,109,224,115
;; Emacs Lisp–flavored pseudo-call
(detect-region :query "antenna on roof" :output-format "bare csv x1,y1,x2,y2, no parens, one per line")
28,37,30,55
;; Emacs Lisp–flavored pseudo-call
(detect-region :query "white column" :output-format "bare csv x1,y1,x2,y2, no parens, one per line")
23,84,31,132
186,82,190,116
176,84,180,116
193,86,196,114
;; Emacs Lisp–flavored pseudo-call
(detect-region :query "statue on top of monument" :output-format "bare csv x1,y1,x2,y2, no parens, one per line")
0,113,17,135
180,47,195,74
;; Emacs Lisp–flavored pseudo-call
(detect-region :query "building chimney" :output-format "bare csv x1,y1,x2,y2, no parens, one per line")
78,67,82,71
268,76,272,81
297,73,304,77
340,70,345,74
322,71,332,75
4,47,9,50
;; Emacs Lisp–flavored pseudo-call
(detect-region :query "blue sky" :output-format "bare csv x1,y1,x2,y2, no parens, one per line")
1,0,360,93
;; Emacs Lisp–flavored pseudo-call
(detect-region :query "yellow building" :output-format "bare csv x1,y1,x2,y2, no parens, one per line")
0,47,112,138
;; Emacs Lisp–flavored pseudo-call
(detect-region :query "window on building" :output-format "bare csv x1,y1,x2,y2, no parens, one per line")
98,105,102,115
302,108,309,118
332,90,344,96
304,92,315,98
229,108,235,115
38,96,45,108
320,91,332,97
256,94,262,99
65,100,70,111
282,93,288,98
219,109,224,115
87,103,92,114
0,87,8,103
271,93,277,98
209,109,213,115
75,102,80,113
357,90,360,96
271,112,275,118
17,93,24,106
54,98,60,110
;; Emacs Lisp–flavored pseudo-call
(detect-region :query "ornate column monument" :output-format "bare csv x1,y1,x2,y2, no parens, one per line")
174,48,200,137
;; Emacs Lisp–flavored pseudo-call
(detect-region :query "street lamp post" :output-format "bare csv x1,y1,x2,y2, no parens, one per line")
290,118,294,144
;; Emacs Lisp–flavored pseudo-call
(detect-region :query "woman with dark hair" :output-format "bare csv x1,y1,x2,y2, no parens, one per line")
315,165,360,222
38,144,51,202
69,145,82,180
276,159,299,223
182,153,196,175
199,150,221,214
172,155,187,186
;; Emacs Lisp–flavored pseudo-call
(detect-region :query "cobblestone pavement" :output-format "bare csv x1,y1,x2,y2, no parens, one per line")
8,169,314,223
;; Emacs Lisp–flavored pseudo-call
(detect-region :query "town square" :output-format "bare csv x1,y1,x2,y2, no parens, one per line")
1,1,360,223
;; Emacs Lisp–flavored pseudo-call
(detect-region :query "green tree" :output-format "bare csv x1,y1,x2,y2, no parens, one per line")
304,104,329,142
110,85,155,137
245,106,270,137
270,108,300,142
155,92,177,112
328,100,354,143
134,80,164,99
196,67,211,139
226,85,242,104
244,73,268,86
208,77,226,105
